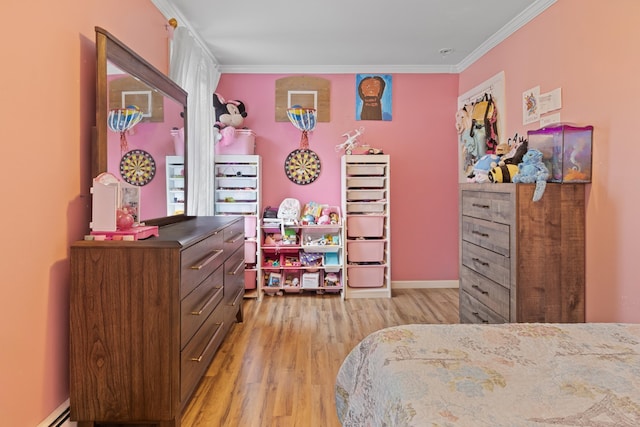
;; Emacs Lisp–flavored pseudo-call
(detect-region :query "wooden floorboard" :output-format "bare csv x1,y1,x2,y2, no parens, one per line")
181,288,459,427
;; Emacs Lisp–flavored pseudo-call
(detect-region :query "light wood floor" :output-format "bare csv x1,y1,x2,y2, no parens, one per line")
181,288,459,427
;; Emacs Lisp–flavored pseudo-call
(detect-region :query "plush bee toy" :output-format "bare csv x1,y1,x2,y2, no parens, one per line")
488,163,519,183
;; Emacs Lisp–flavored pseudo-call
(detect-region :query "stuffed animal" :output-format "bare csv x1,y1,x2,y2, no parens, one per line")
499,133,528,167
213,93,247,130
467,153,501,183
512,148,549,202
488,163,519,183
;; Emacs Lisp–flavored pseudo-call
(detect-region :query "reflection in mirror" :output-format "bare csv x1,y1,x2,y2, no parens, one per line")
95,27,189,226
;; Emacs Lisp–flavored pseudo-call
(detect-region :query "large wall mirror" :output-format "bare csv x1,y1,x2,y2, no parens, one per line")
94,26,189,226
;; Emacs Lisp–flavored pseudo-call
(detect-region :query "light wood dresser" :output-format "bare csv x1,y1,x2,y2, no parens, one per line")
70,216,245,427
459,183,585,324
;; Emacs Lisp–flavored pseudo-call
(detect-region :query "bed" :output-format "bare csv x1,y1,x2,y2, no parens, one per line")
335,323,640,426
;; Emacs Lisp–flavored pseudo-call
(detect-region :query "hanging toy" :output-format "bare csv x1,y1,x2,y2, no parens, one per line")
107,105,144,153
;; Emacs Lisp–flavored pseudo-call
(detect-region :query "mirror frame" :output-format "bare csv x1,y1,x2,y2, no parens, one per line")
94,26,189,226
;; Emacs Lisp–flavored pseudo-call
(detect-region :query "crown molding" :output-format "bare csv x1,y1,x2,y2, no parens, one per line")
218,64,458,74
456,0,557,72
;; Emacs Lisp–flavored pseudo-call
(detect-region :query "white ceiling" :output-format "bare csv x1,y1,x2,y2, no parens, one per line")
154,0,555,74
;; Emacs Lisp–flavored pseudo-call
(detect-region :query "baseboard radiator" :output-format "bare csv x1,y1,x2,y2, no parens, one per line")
37,399,77,427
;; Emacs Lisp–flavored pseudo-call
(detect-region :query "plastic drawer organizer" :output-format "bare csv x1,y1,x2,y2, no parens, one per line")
342,155,391,298
214,155,261,296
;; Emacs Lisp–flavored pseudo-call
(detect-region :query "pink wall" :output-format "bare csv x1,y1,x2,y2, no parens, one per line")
459,0,640,322
0,1,170,425
215,73,460,282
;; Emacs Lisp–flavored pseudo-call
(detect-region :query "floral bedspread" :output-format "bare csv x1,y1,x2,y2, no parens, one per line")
335,323,640,426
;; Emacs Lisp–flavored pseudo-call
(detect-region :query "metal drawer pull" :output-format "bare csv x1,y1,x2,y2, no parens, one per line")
471,284,489,295
226,232,243,244
191,286,223,315
190,249,223,270
472,312,489,323
472,230,489,238
228,259,245,275
472,203,490,209
471,257,489,267
190,321,224,362
228,289,243,307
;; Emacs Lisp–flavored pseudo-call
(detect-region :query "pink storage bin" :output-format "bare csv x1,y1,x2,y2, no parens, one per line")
244,240,257,264
347,215,385,238
347,240,385,263
347,264,385,288
244,269,257,290
244,216,257,238
215,128,256,155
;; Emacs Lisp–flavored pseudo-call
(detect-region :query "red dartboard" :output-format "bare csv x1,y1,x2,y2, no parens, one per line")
120,149,156,186
284,149,321,185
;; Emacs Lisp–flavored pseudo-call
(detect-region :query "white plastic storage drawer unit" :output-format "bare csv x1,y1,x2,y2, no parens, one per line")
346,177,385,188
346,164,386,176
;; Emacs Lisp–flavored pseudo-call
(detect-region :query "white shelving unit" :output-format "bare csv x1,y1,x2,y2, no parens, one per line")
166,155,185,216
214,154,262,298
341,155,391,298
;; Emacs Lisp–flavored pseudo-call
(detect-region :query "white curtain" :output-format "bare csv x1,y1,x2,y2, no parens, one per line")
169,27,220,216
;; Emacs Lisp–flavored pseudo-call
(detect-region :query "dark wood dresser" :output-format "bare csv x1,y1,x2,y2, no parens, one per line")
459,183,585,324
70,216,245,427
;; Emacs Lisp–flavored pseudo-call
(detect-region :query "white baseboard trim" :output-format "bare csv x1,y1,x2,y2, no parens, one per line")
392,280,459,289
37,398,76,427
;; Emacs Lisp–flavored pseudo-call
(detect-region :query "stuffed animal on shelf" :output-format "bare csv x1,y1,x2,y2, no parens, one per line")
512,148,549,202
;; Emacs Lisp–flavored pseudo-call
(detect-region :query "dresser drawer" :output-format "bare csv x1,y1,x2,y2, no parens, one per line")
181,231,224,298
461,190,513,224
460,266,510,319
223,219,245,256
180,303,226,403
459,290,506,324
224,246,245,307
461,216,510,257
180,267,224,349
461,241,510,287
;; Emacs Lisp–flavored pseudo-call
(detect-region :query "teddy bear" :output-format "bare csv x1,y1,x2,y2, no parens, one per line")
512,148,549,202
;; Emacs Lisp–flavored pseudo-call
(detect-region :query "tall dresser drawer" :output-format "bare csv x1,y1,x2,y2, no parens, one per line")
461,190,513,224
223,219,245,255
461,216,510,256
181,231,224,298
459,290,506,324
460,266,510,319
180,303,225,403
224,246,245,307
461,241,510,287
180,267,224,349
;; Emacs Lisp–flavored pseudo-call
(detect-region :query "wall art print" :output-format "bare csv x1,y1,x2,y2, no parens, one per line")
356,74,392,121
